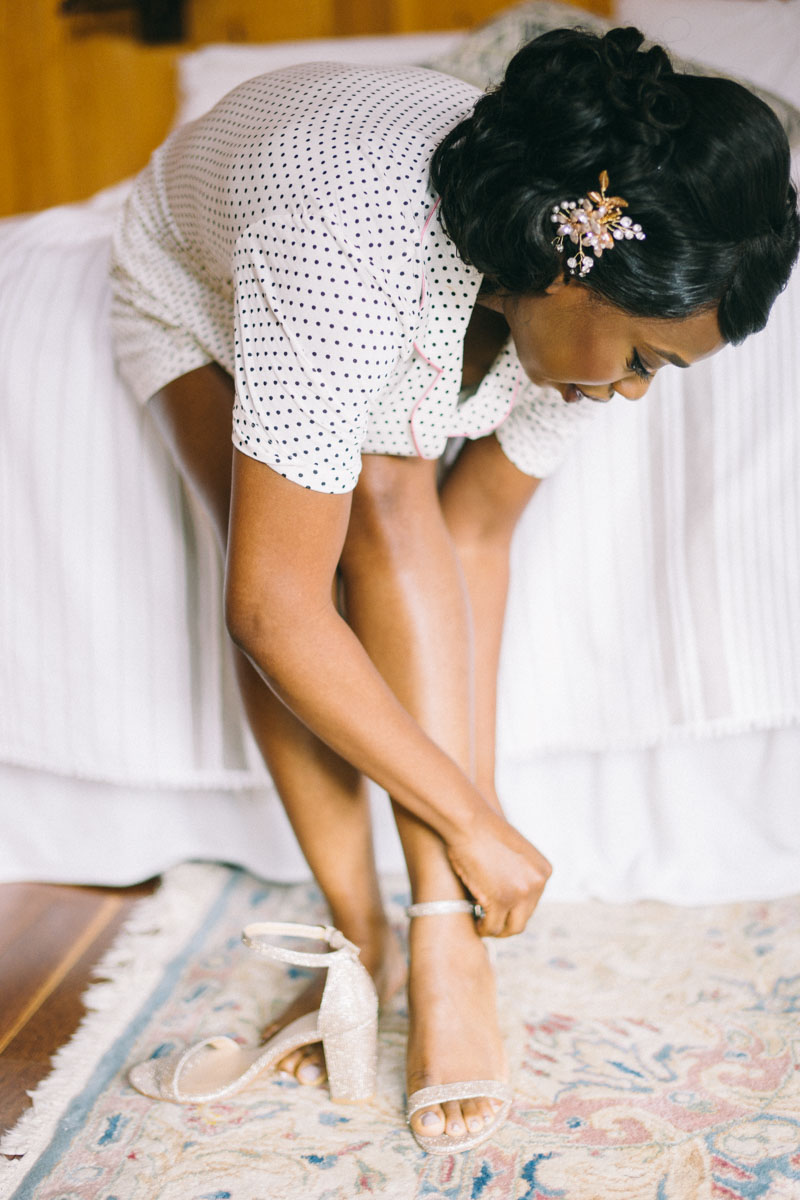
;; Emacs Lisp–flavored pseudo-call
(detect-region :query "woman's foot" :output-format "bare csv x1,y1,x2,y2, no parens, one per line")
406,912,507,1142
263,915,406,1085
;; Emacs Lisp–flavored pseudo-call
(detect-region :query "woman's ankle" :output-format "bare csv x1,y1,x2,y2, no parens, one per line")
328,905,391,946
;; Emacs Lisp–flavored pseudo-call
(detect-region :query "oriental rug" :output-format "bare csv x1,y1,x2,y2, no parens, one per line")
2,863,799,1200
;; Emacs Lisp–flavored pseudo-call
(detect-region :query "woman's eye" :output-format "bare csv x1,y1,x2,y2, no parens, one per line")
627,351,655,382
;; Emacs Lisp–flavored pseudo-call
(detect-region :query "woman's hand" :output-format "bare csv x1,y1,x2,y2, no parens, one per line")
446,806,552,937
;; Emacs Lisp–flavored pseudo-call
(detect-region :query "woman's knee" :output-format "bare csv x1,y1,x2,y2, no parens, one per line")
341,455,439,570
149,363,236,548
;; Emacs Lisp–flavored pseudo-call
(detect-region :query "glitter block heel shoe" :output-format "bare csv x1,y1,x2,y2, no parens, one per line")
405,899,513,1155
128,921,378,1105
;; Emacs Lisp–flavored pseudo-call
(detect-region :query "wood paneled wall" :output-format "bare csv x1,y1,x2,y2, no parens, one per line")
0,0,611,217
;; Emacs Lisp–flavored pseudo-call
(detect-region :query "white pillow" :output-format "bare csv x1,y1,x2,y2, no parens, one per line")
617,0,800,108
173,31,464,127
173,5,800,141
425,0,800,144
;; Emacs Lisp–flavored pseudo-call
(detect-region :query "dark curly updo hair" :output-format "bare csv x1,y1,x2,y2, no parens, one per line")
430,26,800,344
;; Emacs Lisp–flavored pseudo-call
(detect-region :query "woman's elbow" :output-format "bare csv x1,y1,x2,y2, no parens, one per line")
224,574,330,677
225,587,263,658
224,574,285,664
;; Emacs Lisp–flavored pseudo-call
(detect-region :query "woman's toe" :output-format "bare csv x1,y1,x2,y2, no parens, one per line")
442,1099,466,1137
276,1048,303,1077
296,1047,326,1085
462,1097,486,1134
478,1096,501,1126
411,1104,446,1138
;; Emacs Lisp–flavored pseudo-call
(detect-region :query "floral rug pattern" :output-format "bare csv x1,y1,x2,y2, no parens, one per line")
3,864,799,1200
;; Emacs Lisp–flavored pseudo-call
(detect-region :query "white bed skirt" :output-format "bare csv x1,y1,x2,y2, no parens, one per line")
2,726,798,903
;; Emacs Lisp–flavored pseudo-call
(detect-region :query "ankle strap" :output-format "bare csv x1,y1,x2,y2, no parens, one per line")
405,900,484,920
241,921,361,968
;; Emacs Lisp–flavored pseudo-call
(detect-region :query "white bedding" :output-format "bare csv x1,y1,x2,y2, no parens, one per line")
1,6,798,900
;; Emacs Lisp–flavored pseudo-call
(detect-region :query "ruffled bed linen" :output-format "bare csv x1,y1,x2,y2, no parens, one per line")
1,20,799,901
3,730,798,903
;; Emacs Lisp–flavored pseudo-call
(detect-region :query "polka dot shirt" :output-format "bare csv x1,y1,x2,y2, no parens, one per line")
110,62,597,493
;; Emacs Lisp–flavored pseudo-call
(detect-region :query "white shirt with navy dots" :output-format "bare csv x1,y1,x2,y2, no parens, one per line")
110,61,597,493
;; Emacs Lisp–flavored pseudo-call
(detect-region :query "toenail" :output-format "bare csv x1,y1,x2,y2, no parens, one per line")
467,1117,482,1132
420,1111,439,1127
298,1063,322,1082
450,1121,464,1134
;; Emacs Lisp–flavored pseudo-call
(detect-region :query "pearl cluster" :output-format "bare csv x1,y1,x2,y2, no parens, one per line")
551,170,645,277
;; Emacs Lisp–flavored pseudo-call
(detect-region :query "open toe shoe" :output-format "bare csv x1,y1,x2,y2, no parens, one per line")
128,920,378,1105
405,899,513,1155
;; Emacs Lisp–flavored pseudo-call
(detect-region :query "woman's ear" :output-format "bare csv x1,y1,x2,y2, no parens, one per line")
544,275,569,296
475,290,506,313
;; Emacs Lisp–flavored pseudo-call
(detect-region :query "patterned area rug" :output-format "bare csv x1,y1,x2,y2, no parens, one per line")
2,863,799,1200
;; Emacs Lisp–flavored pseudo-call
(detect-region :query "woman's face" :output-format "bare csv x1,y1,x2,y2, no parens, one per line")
480,281,725,403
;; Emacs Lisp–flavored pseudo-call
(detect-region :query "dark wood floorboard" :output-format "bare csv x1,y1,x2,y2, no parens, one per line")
0,878,157,1137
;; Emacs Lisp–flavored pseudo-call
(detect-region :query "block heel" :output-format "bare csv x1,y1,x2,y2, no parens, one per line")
322,1014,378,1103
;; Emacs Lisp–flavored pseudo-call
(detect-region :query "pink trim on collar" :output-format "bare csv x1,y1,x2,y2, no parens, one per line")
419,198,441,310
409,197,446,457
408,340,444,458
462,375,522,442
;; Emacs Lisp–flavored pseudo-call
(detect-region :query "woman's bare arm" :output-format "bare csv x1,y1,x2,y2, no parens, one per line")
225,448,549,935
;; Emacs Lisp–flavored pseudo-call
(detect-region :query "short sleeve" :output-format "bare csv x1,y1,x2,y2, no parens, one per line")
494,379,601,478
231,207,409,493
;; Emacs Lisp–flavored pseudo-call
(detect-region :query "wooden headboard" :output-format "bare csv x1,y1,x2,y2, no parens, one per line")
0,0,612,217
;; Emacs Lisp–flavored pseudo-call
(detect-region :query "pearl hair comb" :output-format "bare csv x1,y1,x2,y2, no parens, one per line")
551,170,645,277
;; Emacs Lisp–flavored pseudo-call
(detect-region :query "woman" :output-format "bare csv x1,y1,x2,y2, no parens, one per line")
112,26,799,1152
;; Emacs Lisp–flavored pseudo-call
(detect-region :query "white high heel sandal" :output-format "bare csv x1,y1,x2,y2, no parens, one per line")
405,900,513,1155
128,921,378,1105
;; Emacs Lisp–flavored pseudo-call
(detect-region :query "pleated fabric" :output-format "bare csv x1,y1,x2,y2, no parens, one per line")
0,193,262,789
498,253,800,757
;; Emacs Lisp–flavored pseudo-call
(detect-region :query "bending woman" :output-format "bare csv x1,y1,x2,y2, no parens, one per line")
111,26,799,1151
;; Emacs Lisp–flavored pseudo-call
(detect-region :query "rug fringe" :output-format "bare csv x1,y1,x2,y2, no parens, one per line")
0,861,233,1180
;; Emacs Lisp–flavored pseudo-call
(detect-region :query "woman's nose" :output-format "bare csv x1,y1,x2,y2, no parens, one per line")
614,373,654,402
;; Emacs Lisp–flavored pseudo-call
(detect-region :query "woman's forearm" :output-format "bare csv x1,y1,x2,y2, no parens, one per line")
229,532,550,936
230,593,485,843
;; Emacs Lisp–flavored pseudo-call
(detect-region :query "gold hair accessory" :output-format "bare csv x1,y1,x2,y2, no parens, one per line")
551,170,645,277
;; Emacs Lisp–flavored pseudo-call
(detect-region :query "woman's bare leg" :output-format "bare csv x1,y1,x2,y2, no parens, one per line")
340,456,508,1141
439,435,541,800
149,364,405,1082
229,657,405,1082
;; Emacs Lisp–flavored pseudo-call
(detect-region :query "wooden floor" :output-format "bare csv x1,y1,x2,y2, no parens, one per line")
0,878,157,1141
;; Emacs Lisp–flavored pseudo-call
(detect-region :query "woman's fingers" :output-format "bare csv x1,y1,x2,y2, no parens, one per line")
502,895,543,937
477,885,546,938
448,811,552,938
488,897,544,938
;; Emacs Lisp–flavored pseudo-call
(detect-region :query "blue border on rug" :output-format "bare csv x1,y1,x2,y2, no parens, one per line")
9,865,242,1200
